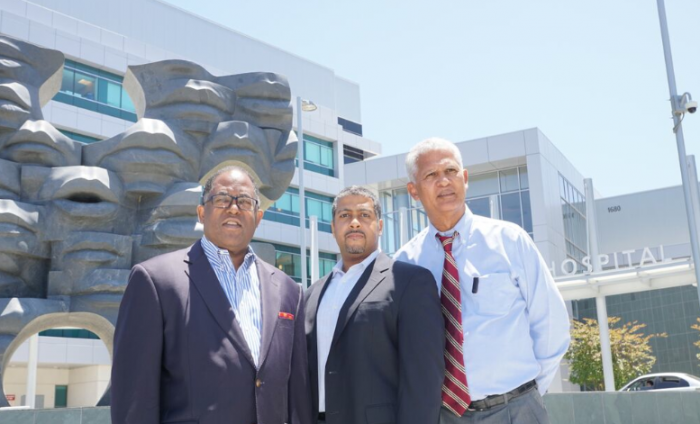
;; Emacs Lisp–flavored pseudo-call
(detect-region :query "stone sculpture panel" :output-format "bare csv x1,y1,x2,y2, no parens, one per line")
0,35,297,407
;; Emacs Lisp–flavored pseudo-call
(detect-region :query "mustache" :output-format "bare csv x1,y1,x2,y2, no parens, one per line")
345,230,365,238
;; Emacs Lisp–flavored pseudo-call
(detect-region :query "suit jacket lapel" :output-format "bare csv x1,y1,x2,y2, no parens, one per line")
331,252,391,347
185,241,256,368
257,258,280,369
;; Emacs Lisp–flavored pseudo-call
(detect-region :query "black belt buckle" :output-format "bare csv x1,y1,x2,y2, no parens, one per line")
467,380,537,412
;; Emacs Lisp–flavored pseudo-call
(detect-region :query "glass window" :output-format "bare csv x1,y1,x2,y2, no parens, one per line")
500,192,522,227
467,197,491,218
74,72,97,100
60,68,75,95
384,211,400,255
276,251,300,281
320,146,334,168
410,208,429,237
301,135,335,176
559,175,567,199
467,172,498,198
500,168,520,193
656,377,689,389
305,142,321,164
381,191,394,214
393,188,410,210
54,61,138,122
121,91,136,113
98,79,122,108
519,166,529,189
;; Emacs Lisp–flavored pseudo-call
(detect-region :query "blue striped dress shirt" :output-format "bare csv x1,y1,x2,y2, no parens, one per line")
201,236,263,367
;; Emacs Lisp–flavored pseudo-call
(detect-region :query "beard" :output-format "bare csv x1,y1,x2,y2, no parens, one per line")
345,244,365,254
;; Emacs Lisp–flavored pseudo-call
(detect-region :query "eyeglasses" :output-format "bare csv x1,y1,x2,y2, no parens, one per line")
204,194,259,211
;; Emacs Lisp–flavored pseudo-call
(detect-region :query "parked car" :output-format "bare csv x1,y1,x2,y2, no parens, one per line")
619,373,700,392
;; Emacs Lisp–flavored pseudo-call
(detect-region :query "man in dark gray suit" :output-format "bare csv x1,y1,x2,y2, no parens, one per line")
112,166,312,424
305,186,445,424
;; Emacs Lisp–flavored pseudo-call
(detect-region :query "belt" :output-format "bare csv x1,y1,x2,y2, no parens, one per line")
318,412,326,421
467,380,537,412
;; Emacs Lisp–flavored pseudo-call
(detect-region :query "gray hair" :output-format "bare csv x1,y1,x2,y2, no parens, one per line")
331,185,382,220
405,137,464,182
201,165,260,206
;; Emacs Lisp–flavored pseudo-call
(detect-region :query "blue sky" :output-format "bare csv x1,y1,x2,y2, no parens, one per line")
162,0,699,197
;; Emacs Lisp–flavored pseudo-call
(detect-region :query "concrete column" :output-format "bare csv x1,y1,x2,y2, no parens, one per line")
25,334,39,408
585,178,615,392
336,134,344,183
310,215,319,284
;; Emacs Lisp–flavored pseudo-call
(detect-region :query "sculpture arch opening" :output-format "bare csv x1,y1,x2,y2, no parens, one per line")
0,311,114,408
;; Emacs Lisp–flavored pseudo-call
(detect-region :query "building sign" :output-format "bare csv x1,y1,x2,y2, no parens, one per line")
5,394,15,401
551,245,671,277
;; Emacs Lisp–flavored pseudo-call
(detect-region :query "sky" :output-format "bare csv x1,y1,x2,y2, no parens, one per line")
161,0,700,197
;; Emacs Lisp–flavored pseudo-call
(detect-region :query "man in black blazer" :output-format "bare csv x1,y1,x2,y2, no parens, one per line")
305,185,444,424
111,166,312,424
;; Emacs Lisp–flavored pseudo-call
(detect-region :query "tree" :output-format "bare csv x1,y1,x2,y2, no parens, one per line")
691,318,700,363
564,316,666,391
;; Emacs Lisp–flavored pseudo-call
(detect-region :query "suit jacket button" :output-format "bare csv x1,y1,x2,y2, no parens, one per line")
255,379,262,388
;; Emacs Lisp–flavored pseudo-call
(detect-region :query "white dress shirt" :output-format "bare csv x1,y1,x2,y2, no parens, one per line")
394,207,570,401
201,236,263,367
316,249,380,412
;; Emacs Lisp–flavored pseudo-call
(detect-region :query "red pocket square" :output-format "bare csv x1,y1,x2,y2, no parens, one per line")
279,312,294,320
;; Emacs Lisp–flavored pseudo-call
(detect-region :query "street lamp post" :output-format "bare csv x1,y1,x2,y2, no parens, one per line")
656,0,700,305
296,96,317,288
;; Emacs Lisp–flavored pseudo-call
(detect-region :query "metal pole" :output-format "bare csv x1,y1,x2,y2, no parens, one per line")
25,334,38,408
296,96,308,287
585,178,615,392
656,0,700,305
310,215,319,283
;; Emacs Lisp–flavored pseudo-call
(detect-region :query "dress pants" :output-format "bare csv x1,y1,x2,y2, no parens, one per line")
439,389,550,424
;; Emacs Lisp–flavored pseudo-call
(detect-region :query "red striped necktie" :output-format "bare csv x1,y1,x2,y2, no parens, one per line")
437,232,471,416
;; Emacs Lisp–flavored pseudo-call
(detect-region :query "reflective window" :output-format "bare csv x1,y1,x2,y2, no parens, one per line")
468,168,532,234
264,188,332,233
501,192,522,227
656,377,689,389
55,60,137,122
344,144,365,164
467,197,491,219
519,166,529,189
300,134,335,176
559,174,587,272
380,167,533,255
499,168,520,193
268,242,337,284
467,172,498,198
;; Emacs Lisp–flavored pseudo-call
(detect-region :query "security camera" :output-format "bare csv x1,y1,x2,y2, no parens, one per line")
677,92,697,115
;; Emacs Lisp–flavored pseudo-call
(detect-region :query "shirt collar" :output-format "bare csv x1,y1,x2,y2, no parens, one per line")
201,235,257,271
427,206,474,250
332,249,380,278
